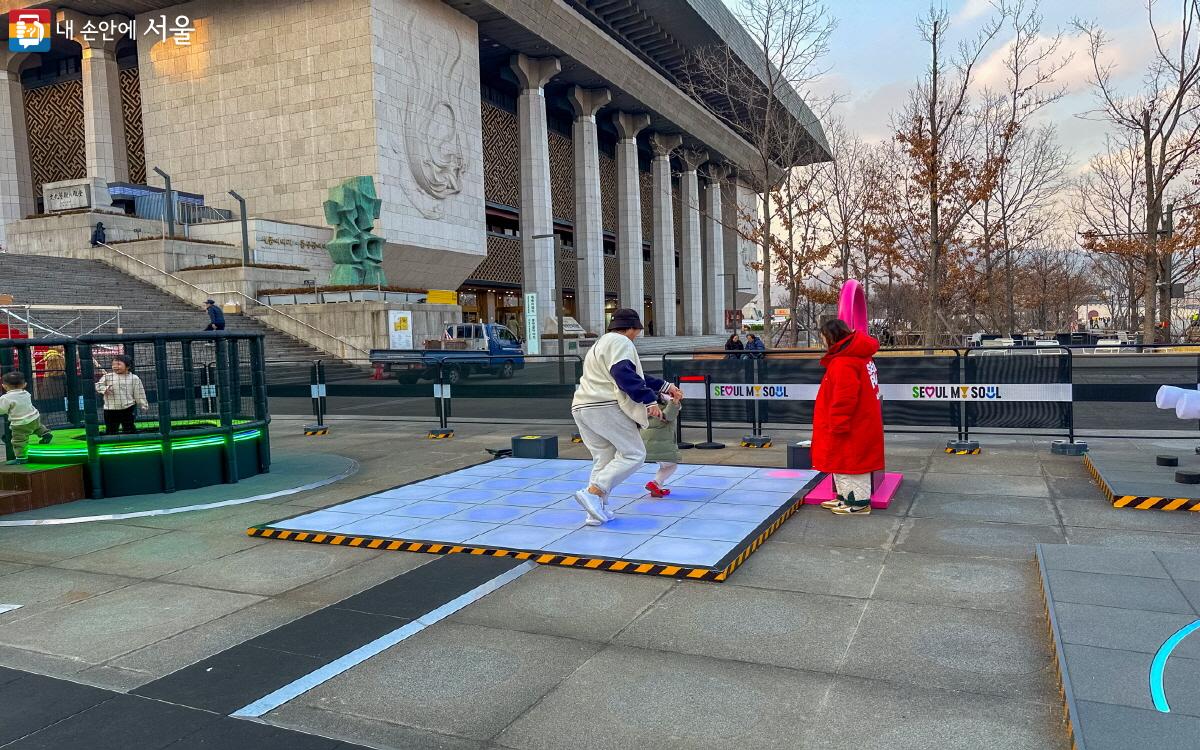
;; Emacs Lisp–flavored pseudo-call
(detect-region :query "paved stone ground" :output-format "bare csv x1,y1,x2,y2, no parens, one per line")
1,418,1198,749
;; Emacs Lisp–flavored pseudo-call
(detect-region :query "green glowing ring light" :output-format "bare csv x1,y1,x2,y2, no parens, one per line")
838,279,868,331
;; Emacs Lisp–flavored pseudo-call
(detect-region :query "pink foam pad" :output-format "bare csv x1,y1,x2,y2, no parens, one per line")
804,472,903,510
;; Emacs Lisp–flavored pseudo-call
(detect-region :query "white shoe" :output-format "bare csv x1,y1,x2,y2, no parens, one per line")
573,490,607,524
600,497,617,521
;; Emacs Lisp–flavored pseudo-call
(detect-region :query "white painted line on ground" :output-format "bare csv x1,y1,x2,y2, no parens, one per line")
0,461,359,527
230,560,537,719
0,604,21,614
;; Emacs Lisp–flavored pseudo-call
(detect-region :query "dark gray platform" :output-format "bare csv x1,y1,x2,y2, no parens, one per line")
1084,444,1200,511
1037,544,1200,750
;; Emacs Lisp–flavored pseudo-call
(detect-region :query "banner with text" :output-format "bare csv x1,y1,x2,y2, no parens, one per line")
680,382,1071,402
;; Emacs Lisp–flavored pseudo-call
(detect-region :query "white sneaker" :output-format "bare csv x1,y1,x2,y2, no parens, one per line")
600,497,617,521
573,490,607,524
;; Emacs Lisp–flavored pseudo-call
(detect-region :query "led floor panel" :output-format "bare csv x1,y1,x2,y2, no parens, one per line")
250,458,821,581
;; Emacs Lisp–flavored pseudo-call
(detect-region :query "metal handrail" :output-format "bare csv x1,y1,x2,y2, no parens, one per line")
96,241,370,358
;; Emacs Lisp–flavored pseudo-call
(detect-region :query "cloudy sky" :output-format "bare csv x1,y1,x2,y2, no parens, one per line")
803,0,1183,172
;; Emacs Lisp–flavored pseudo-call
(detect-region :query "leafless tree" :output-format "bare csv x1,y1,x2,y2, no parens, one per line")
1077,0,1200,338
681,0,835,342
973,0,1073,330
890,4,1004,345
1074,134,1149,329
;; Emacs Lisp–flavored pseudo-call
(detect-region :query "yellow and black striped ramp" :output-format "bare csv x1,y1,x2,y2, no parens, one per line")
1085,454,1200,512
944,447,981,455
247,493,811,583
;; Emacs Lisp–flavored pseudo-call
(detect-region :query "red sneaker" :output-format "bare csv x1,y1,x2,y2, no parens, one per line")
646,481,670,498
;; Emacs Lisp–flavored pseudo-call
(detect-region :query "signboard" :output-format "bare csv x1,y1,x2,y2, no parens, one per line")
680,381,1073,402
524,293,540,354
387,310,413,350
545,316,586,335
45,183,90,212
426,289,458,305
773,308,791,319
724,309,744,330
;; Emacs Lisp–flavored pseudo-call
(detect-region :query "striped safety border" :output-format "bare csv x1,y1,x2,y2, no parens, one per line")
944,447,982,455
247,460,819,582
1036,545,1083,750
1085,454,1200,512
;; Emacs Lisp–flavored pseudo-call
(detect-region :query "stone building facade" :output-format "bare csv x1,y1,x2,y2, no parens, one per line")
0,0,828,337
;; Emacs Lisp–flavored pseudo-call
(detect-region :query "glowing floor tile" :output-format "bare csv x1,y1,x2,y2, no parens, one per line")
259,458,821,579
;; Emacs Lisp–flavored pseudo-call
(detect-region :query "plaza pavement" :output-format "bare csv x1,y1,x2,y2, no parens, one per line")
0,417,1198,749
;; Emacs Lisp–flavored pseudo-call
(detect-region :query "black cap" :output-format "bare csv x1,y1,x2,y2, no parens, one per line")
607,308,643,331
205,299,216,304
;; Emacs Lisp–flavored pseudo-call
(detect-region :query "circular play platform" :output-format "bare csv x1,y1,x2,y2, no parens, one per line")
4,331,272,500
26,418,269,497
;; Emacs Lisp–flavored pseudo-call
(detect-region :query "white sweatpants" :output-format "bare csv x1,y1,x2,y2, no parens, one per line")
833,473,872,504
573,404,646,495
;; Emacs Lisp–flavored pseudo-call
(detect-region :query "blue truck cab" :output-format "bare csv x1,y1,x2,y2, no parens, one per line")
371,323,525,385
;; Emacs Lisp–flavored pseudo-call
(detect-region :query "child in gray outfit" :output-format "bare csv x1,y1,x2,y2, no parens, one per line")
641,398,681,497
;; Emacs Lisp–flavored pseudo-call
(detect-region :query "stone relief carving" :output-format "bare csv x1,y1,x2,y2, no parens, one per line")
400,12,468,219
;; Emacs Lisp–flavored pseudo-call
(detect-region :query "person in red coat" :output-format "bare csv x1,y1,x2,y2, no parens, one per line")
811,319,884,514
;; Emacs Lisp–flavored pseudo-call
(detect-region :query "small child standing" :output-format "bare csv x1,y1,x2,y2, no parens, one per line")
96,355,149,435
0,372,52,465
641,397,681,497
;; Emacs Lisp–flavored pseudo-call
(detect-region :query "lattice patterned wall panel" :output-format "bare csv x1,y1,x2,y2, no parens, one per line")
482,102,519,209
120,67,145,185
604,254,619,292
471,234,523,285
558,248,577,289
599,153,617,234
548,129,574,222
24,79,85,199
640,169,653,237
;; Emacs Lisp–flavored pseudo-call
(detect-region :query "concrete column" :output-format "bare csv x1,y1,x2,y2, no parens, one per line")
649,133,681,337
733,178,761,309
703,163,728,334
567,86,610,335
510,53,561,338
60,11,129,183
0,54,34,246
678,148,708,336
612,111,650,316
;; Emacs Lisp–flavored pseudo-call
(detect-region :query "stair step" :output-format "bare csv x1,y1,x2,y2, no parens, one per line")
0,489,32,515
0,463,86,508
0,254,362,383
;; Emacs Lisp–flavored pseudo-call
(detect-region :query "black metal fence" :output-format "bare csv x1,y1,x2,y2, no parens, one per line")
267,343,1200,441
1,332,270,494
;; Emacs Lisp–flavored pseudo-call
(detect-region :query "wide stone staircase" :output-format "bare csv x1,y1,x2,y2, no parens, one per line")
0,254,361,383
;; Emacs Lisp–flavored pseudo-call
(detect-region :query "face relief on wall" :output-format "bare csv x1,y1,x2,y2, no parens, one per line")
400,10,468,219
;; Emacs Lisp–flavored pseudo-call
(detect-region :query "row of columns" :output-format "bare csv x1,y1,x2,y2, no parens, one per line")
511,53,735,338
0,10,130,244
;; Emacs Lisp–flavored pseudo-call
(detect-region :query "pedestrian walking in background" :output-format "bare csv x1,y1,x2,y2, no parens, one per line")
812,319,884,515
204,299,226,331
724,333,744,359
96,355,149,435
570,308,682,525
0,371,53,464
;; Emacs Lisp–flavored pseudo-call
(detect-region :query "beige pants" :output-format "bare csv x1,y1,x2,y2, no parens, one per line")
833,473,872,505
573,404,646,495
